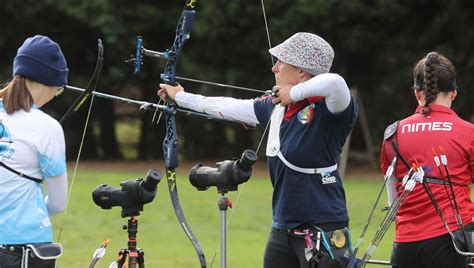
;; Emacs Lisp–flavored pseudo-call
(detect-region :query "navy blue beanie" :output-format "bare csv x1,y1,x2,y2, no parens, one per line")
13,35,68,86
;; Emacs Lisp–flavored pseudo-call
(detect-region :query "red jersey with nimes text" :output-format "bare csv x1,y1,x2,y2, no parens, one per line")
381,104,474,242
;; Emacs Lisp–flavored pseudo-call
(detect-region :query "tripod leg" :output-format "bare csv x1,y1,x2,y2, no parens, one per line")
137,249,145,268
128,250,139,268
112,249,127,268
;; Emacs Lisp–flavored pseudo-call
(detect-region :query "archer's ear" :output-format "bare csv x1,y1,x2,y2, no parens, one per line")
414,90,423,102
298,70,311,82
451,90,458,101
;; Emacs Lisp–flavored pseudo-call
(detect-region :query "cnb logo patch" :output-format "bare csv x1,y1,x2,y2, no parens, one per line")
297,104,315,124
0,121,14,161
321,172,337,185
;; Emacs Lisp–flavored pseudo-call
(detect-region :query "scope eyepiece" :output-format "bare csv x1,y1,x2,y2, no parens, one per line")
237,149,258,172
143,169,162,192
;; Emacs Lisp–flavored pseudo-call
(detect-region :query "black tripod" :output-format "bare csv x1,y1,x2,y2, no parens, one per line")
112,217,145,268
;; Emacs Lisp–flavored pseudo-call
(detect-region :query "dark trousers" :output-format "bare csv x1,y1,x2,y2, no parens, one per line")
263,228,309,268
391,233,465,268
0,247,55,268
263,226,351,268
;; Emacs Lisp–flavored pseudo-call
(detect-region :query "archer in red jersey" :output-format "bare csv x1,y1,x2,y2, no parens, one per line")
381,52,474,268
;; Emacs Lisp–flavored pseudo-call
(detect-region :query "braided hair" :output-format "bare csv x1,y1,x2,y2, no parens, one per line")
413,51,457,116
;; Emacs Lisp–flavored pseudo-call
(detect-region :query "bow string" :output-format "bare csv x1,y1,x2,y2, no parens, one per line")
207,1,275,266
57,38,104,242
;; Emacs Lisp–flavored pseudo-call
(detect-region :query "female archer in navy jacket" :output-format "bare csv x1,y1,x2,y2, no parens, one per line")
159,32,359,268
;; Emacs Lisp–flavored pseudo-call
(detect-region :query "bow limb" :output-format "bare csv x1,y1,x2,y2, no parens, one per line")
163,106,207,268
57,39,104,242
60,39,104,124
161,1,207,267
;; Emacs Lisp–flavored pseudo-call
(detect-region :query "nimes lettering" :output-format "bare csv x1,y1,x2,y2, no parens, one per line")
401,122,453,133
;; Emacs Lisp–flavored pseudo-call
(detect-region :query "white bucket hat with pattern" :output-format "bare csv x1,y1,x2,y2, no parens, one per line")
269,32,334,76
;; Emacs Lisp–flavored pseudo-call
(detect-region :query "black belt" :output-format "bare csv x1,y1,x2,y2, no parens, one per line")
276,226,351,250
0,245,26,256
279,221,348,233
276,228,307,236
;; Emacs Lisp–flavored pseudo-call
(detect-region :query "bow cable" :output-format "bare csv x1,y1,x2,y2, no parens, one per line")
176,76,265,94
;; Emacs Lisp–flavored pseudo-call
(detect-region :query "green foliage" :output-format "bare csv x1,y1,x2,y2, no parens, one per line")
1,0,472,160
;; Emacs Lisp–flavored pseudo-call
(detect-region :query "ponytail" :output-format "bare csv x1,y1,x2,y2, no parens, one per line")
0,75,34,114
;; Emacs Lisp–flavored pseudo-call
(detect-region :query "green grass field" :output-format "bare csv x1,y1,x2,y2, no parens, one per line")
52,166,393,267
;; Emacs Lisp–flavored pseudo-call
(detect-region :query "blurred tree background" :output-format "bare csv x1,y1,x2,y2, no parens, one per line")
1,0,473,162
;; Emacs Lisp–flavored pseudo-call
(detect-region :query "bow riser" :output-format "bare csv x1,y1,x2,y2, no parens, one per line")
161,10,195,85
163,107,178,170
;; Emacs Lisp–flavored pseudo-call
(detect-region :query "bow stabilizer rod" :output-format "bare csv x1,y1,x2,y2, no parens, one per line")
64,85,254,128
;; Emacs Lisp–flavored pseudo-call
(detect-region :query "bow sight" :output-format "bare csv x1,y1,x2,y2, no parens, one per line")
189,149,258,193
127,6,195,85
127,36,174,76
